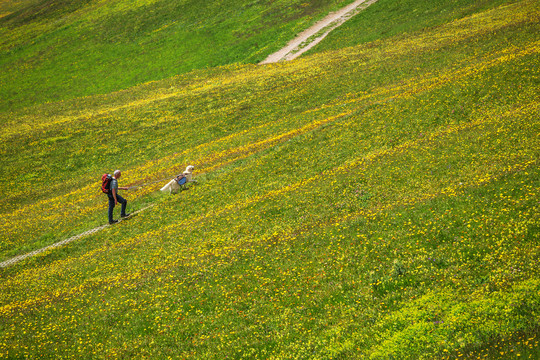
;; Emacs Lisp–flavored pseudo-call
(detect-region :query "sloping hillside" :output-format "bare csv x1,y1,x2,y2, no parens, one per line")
0,0,539,358
0,0,355,111
305,0,523,54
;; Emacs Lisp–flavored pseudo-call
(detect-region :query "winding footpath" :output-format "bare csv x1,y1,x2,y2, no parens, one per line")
260,0,378,64
2,0,377,268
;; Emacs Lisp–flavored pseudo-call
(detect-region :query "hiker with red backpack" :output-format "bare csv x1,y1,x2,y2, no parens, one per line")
102,170,130,224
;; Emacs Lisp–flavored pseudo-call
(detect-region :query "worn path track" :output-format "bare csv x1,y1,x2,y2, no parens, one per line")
0,205,154,268
260,0,378,64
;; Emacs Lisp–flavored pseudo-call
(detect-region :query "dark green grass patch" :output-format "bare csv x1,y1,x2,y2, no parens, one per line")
0,0,355,112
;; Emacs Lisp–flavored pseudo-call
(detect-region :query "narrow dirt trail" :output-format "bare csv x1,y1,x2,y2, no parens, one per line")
0,204,154,268
260,0,378,64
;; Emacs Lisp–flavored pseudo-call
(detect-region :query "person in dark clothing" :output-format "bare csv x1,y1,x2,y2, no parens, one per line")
108,170,130,224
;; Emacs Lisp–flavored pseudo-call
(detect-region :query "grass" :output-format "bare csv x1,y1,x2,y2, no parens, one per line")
305,0,523,55
0,0,539,358
0,0,356,112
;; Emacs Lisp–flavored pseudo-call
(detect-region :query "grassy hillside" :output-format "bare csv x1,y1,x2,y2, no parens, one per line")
305,0,522,55
1,0,539,358
0,0,355,111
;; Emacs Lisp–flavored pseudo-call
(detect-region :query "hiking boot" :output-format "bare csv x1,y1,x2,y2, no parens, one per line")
121,213,131,218
109,220,119,225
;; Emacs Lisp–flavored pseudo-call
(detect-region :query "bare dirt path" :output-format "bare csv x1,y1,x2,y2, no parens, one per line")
260,0,379,64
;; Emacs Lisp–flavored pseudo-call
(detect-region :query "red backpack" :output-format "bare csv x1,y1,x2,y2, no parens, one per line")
101,173,112,193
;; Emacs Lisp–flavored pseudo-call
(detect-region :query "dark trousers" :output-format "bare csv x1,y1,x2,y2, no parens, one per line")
108,194,127,223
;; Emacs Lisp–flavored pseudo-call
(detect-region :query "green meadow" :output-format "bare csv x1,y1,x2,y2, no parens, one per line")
0,0,355,111
1,0,539,358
